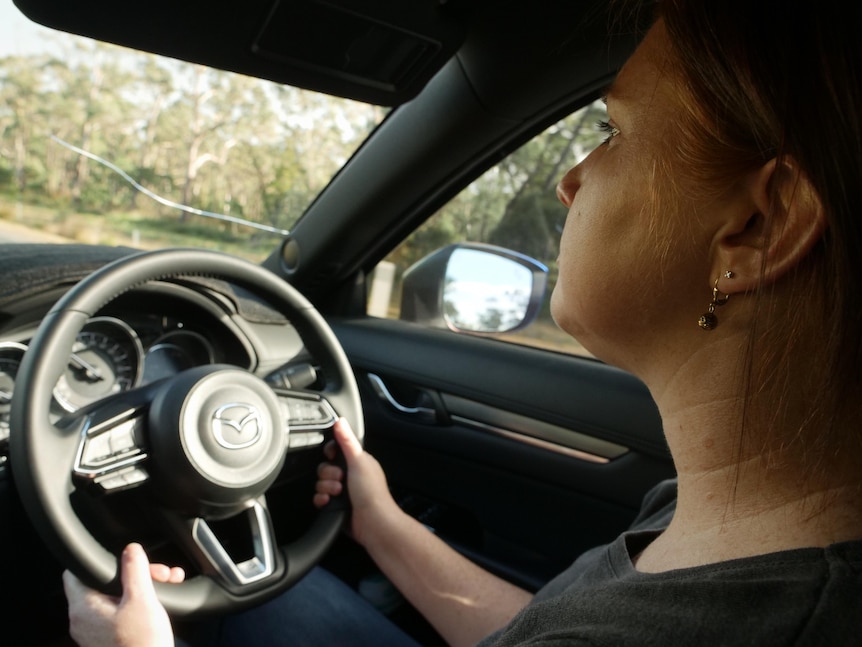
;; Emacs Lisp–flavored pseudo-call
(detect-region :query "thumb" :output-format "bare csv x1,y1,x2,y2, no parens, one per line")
333,417,363,466
120,543,158,604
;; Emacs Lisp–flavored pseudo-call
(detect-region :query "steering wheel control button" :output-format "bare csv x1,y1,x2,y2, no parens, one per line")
94,465,149,492
109,419,139,453
287,431,325,449
81,432,113,466
74,414,149,493
78,416,146,471
149,365,289,516
280,394,337,429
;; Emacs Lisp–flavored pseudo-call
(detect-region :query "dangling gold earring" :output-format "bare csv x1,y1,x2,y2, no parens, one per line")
697,271,733,330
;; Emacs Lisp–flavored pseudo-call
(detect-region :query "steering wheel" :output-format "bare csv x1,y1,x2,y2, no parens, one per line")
9,248,363,615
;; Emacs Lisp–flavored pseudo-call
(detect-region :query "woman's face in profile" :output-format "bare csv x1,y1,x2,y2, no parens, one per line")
551,21,725,374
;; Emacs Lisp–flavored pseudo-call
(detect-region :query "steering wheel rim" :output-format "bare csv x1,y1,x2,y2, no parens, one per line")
9,248,363,615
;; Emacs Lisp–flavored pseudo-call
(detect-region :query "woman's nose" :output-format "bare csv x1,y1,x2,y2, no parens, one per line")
556,165,580,208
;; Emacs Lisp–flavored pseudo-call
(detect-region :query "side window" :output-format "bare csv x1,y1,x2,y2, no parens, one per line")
367,100,607,358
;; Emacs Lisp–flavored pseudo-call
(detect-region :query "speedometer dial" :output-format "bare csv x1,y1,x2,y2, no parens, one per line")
53,317,144,412
0,342,27,445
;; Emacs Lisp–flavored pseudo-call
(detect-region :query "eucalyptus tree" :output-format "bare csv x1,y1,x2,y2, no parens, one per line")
0,54,58,194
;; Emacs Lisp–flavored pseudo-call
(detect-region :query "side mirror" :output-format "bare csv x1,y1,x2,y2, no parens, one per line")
400,243,548,334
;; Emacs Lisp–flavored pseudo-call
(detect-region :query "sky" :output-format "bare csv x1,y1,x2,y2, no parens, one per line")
1,0,68,57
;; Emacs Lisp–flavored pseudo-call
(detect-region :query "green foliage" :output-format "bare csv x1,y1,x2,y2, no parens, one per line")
388,218,457,275
2,31,599,357
488,189,564,262
0,165,15,191
380,102,608,355
0,37,383,239
384,102,608,276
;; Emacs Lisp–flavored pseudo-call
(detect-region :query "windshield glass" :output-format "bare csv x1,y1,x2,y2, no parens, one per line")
0,5,386,262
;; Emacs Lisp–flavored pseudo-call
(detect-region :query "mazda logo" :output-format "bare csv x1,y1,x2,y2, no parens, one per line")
211,403,263,449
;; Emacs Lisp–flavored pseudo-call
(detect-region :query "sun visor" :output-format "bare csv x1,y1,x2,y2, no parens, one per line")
11,0,468,106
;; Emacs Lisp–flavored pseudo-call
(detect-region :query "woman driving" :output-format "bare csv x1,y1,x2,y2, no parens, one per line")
64,1,862,644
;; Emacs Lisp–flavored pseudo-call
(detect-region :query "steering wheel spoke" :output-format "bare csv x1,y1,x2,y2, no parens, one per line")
274,389,336,452
72,408,149,494
188,497,280,589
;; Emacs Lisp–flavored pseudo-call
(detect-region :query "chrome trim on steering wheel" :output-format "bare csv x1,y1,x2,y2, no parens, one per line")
191,499,277,586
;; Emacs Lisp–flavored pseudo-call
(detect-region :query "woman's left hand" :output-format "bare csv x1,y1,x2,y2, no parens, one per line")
63,542,184,647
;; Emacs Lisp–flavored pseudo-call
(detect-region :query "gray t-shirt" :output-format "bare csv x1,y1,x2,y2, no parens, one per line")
478,479,862,646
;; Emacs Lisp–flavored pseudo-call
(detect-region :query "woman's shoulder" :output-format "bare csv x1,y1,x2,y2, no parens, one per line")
491,539,862,647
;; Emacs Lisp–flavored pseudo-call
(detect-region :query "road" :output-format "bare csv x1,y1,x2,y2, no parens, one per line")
0,218,71,244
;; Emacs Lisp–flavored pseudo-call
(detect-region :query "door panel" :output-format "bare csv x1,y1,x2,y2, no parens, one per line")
331,317,675,589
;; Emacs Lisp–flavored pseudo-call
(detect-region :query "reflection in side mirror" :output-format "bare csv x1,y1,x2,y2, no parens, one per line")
400,243,548,334
443,248,534,333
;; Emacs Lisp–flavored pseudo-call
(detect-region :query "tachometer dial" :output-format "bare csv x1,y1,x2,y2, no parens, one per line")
0,342,27,445
53,317,144,412
142,330,214,383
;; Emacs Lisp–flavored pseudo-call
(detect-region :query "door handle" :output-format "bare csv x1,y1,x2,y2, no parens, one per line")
367,373,438,423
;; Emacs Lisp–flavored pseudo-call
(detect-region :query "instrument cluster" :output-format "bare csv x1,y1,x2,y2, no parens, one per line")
0,314,218,448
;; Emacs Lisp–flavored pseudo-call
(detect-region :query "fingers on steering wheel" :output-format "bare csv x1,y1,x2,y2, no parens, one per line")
149,562,186,584
316,467,344,494
323,439,338,461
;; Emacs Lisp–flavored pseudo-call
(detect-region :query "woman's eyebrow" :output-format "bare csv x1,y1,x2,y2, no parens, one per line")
600,83,616,106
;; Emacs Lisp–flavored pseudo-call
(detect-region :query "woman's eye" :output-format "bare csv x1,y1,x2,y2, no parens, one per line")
596,120,620,144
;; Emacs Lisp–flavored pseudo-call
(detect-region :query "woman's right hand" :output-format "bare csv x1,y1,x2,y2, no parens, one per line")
314,418,400,546
63,542,183,647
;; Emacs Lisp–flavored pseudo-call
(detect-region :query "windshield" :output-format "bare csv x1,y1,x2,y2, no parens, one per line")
0,5,386,262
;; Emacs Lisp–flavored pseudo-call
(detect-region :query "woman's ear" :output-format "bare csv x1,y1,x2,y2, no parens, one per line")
710,157,826,294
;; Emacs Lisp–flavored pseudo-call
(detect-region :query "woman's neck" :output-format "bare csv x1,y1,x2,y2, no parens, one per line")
635,333,862,573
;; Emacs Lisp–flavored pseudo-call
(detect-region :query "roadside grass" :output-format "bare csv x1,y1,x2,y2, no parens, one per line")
499,321,592,357
0,197,283,262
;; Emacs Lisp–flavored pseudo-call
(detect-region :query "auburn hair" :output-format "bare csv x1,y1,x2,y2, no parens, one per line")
653,0,862,477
